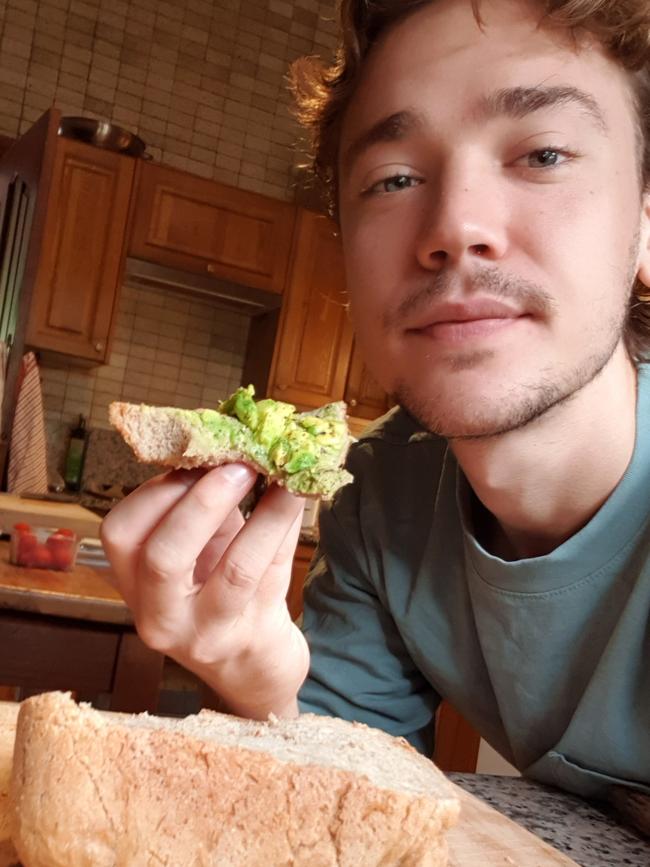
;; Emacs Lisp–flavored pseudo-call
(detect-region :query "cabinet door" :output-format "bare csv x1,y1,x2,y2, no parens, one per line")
288,543,315,621
345,341,392,420
129,162,296,294
26,138,135,362
269,210,354,408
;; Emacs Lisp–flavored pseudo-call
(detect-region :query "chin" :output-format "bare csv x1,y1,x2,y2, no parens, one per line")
392,371,569,440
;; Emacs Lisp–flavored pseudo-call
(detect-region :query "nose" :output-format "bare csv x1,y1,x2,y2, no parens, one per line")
414,169,508,270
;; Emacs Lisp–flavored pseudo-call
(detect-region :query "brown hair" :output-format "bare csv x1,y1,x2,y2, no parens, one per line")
289,0,650,362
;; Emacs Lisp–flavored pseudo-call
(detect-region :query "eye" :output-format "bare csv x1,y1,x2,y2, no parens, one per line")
521,147,572,169
364,174,423,195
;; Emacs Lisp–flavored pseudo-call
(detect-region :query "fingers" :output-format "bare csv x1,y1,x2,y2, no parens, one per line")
101,464,256,607
197,484,305,622
193,506,245,584
101,469,205,601
250,498,305,607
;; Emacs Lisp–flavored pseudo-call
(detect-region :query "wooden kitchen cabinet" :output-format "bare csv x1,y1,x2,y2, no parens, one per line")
344,341,392,420
267,208,391,420
287,542,316,621
268,209,354,408
129,162,296,294
26,137,135,362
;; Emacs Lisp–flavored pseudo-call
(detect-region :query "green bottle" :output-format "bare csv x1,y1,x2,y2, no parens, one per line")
64,415,87,491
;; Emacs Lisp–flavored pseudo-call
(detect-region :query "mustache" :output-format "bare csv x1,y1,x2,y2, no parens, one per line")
383,267,556,331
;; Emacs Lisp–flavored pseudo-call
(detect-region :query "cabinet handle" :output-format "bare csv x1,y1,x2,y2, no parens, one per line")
207,263,215,274
277,383,287,391
349,398,358,407
94,342,104,353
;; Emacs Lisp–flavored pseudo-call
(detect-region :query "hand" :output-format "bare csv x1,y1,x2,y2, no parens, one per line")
100,464,310,719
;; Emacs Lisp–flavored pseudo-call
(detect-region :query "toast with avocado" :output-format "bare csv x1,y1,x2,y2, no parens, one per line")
109,385,355,500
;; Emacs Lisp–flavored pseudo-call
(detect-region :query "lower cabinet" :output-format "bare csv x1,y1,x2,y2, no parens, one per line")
287,542,315,621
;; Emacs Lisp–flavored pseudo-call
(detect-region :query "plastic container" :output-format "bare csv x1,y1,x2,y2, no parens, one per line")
10,523,79,571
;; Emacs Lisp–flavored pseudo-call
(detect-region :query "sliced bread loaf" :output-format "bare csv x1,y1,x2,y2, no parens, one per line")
0,702,18,866
11,691,459,867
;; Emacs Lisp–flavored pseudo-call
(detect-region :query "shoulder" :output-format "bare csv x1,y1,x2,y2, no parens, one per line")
328,407,451,521
347,406,448,469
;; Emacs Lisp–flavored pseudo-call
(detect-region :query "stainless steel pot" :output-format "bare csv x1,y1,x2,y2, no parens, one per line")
57,116,151,159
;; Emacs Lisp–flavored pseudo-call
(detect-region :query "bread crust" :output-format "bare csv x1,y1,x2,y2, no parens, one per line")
11,693,458,867
0,702,17,846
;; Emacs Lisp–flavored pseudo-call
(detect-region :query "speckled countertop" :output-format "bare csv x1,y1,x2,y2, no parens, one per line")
449,773,649,866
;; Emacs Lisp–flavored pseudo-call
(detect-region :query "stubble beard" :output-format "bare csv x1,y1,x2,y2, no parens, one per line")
394,329,623,440
386,258,635,441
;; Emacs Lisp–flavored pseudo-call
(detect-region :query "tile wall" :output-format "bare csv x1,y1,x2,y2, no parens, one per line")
41,282,251,430
0,0,337,198
0,0,338,435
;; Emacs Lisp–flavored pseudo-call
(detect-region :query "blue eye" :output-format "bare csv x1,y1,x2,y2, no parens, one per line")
525,148,570,168
366,174,422,195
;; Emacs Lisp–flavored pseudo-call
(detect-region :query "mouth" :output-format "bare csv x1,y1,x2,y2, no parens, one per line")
404,300,530,344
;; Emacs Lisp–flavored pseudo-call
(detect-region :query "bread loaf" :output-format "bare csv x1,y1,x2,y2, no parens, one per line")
0,702,19,867
11,692,459,867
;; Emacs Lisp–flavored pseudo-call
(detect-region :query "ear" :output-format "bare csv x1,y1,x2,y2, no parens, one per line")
636,191,650,290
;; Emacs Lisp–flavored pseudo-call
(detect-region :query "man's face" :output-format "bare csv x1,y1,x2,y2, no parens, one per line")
338,0,649,438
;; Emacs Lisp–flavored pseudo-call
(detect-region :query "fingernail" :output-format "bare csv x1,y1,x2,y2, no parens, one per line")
219,463,254,484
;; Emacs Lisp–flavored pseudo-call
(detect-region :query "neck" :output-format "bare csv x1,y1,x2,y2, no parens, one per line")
450,347,638,560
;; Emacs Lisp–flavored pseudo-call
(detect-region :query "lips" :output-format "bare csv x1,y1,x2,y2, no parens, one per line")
406,299,525,331
402,297,530,344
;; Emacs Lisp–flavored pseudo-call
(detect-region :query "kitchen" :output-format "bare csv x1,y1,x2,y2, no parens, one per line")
0,1,647,864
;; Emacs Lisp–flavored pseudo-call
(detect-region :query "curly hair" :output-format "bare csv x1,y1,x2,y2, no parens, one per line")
289,0,650,362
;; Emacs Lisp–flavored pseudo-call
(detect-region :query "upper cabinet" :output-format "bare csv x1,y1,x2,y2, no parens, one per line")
268,209,354,408
344,342,392,420
268,208,391,420
0,110,135,366
128,163,296,294
26,137,135,362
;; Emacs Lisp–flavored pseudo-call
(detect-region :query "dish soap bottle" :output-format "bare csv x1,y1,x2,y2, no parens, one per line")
64,414,87,491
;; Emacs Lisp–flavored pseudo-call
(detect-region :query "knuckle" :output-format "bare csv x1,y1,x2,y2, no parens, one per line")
99,514,119,553
135,618,174,654
187,637,219,668
141,541,180,584
220,553,261,591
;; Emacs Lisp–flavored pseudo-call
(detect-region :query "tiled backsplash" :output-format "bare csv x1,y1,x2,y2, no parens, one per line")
41,282,251,429
0,0,337,200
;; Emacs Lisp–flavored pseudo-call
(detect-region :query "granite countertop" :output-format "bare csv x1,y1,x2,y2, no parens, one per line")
449,773,648,866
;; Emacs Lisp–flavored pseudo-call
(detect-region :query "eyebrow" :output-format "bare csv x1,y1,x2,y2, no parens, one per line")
477,85,609,133
341,85,608,173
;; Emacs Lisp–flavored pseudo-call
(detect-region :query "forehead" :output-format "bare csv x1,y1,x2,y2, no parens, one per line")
340,0,635,146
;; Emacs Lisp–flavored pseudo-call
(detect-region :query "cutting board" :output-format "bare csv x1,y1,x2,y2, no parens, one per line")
0,702,579,866
0,493,102,539
447,784,579,865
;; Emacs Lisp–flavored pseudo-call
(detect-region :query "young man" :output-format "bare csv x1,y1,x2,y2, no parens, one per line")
102,0,650,803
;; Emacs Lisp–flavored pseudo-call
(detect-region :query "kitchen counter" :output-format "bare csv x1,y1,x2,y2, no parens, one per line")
450,773,648,866
0,541,129,625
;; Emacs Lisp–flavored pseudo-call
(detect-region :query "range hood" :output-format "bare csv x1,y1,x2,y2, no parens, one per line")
124,258,282,314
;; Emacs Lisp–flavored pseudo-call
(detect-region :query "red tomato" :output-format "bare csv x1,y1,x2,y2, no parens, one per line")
56,528,76,538
31,545,54,569
13,522,32,534
47,534,74,570
16,532,38,564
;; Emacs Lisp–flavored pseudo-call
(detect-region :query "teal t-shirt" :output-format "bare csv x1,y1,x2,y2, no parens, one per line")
299,365,650,800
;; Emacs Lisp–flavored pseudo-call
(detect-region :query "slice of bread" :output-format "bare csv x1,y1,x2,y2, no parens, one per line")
11,692,459,867
109,399,354,500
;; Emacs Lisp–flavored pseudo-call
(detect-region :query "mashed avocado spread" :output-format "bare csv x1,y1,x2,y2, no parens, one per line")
183,385,353,498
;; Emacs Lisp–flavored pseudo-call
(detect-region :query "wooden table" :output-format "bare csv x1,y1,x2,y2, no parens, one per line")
0,541,164,713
